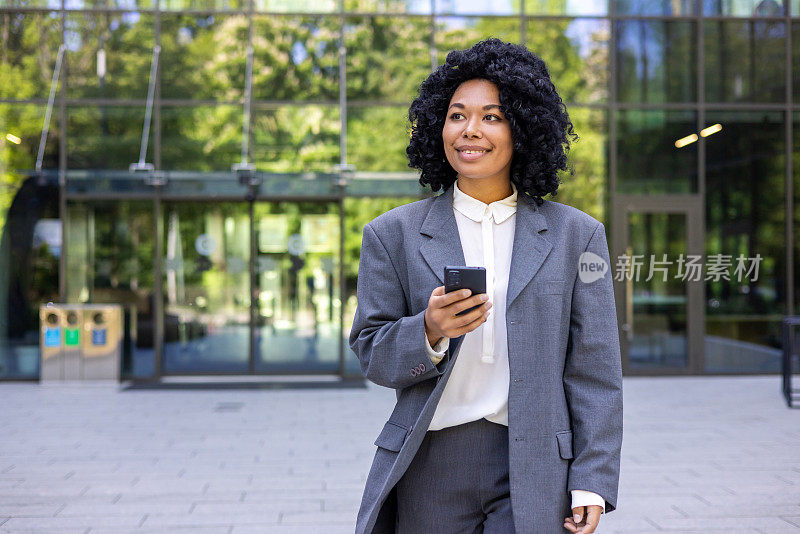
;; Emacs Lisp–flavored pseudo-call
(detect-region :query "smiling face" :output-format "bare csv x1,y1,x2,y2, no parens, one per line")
442,78,514,190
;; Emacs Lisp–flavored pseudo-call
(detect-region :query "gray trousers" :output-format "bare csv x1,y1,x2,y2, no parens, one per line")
395,417,515,533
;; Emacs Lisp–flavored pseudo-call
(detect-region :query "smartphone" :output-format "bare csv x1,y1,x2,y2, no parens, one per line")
444,266,487,317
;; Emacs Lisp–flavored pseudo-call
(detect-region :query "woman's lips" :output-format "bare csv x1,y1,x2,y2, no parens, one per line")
456,148,490,161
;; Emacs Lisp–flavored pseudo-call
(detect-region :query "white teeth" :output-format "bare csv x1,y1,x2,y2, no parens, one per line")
462,150,486,154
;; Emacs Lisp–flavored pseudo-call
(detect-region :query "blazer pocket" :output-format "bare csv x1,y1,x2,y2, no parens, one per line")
556,430,574,460
535,279,566,295
374,421,409,452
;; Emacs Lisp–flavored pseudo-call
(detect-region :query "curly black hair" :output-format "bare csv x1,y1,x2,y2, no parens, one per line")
406,38,577,205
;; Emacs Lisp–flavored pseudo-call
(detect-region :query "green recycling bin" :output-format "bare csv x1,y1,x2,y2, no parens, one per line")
62,306,83,380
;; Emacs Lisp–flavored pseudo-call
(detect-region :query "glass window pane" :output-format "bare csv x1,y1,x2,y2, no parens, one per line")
161,0,244,11
702,0,785,15
436,0,519,15
65,13,155,100
67,106,151,169
345,16,432,102
527,0,606,16
0,172,59,379
0,103,60,174
793,23,800,101
795,112,800,314
160,14,248,101
704,20,786,103
616,109,697,194
526,18,609,104
435,16,522,64
161,106,243,171
614,0,695,15
255,0,336,12
251,105,340,173
64,0,154,8
555,107,607,222
705,110,785,372
615,20,696,104
252,16,339,101
345,0,432,13
0,13,62,96
347,105,410,172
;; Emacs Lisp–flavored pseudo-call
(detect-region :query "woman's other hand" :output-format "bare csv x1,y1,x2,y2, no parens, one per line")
424,285,492,346
564,505,603,533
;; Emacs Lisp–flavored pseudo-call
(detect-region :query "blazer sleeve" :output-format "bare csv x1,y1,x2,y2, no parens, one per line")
348,222,447,389
563,222,624,513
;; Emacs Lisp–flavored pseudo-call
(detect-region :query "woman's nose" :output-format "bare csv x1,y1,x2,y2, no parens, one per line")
463,123,482,138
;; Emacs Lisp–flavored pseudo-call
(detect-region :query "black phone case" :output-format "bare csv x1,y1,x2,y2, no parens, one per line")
444,266,487,317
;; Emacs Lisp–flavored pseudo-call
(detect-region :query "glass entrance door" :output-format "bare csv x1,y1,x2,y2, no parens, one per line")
253,201,341,373
612,196,703,373
161,203,251,373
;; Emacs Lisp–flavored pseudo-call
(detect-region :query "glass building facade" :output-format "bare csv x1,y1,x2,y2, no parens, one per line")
0,0,796,380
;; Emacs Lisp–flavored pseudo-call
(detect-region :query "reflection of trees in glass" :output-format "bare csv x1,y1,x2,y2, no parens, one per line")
555,107,606,222
65,13,154,99
347,106,410,171
252,105,340,172
704,20,786,103
251,15,339,101
344,16,431,102
615,20,696,103
161,106,241,170
161,14,248,100
1,12,61,233
705,112,784,322
67,106,147,169
616,109,697,194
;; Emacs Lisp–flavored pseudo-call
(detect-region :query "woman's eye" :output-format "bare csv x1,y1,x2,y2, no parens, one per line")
448,112,502,121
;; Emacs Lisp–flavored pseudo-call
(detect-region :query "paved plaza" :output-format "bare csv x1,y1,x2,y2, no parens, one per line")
0,375,798,533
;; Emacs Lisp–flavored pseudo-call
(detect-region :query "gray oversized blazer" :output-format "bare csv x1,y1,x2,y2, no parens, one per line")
348,182,623,534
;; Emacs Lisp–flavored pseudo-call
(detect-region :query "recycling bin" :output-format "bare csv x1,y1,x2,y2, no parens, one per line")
40,304,122,381
39,305,63,381
62,306,83,380
81,305,122,380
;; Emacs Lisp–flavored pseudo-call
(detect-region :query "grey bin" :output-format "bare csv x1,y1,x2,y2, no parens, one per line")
81,305,122,380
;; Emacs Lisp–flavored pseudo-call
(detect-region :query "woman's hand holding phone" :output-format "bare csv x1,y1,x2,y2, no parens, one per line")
424,285,492,346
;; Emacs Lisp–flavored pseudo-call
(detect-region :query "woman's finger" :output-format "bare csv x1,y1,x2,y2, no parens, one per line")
450,308,490,337
434,288,471,309
450,301,492,328
446,293,488,316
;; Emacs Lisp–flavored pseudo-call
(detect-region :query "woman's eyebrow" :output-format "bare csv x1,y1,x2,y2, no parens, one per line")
448,103,503,110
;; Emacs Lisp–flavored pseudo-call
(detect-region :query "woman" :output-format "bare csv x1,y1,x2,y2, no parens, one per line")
349,38,622,534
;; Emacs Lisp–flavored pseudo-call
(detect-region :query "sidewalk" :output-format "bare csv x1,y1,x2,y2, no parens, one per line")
0,376,798,533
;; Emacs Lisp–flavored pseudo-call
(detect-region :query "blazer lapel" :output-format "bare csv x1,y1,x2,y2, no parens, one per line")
419,184,466,286
506,194,552,310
